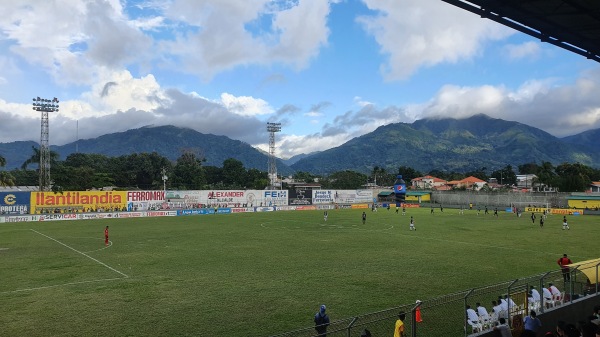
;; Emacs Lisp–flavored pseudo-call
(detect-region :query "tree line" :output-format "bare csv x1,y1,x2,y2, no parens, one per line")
1,149,599,192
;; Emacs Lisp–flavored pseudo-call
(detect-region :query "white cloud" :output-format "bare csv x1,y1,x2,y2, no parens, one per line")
504,41,541,60
160,0,335,79
357,0,513,80
220,93,274,116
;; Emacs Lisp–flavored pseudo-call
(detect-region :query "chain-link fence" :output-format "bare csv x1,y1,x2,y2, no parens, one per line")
270,261,599,337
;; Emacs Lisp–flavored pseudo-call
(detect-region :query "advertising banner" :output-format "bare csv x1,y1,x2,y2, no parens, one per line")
166,190,203,208
312,190,335,204
37,214,78,221
116,212,144,218
289,187,312,205
254,207,275,212
2,215,35,223
402,203,421,208
146,211,177,217
127,191,166,211
351,204,369,209
178,209,213,215
261,190,288,206
276,205,297,211
295,205,316,211
334,190,373,204
525,207,551,213
31,191,127,214
0,192,31,215
551,208,583,215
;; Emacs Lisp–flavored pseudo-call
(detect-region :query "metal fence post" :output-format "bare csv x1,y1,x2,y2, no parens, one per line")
346,317,358,337
569,265,579,303
507,279,518,327
411,301,422,337
463,289,474,337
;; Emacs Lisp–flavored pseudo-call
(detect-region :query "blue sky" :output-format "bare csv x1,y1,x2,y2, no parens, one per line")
0,0,599,159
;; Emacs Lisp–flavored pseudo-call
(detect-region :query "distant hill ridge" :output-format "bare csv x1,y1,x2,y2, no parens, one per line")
1,115,598,173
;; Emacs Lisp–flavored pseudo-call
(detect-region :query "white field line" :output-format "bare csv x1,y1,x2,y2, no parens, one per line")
82,240,113,254
1,277,125,295
30,229,128,278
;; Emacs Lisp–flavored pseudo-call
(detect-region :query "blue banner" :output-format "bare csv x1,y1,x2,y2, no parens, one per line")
178,209,213,216
0,191,31,214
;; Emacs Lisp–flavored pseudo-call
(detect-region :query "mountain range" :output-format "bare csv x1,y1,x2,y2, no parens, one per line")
0,114,598,174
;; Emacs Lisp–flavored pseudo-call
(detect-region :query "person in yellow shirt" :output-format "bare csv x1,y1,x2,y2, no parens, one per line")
394,312,406,337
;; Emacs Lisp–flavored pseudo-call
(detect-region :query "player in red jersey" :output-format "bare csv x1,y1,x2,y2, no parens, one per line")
104,226,109,246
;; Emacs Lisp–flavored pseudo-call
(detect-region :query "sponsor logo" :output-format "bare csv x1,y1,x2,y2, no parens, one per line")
232,208,247,213
3,194,16,205
34,192,124,206
351,204,369,209
0,205,28,213
295,206,316,211
117,212,143,218
39,214,77,221
264,191,287,198
6,216,30,222
127,191,165,202
208,191,244,198
525,207,550,213
551,209,583,215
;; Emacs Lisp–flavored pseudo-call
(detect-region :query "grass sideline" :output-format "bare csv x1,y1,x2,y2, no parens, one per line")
0,208,598,336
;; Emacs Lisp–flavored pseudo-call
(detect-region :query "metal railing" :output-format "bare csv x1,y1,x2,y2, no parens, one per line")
270,262,599,337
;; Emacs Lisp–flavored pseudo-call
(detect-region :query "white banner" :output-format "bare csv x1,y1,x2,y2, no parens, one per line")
334,190,373,204
312,190,335,204
167,190,288,207
127,191,166,211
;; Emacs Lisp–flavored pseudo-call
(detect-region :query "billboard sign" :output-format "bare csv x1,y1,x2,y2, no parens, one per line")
31,191,127,213
0,192,31,214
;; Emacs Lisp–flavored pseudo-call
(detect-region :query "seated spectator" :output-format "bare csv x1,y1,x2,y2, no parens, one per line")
492,300,505,319
523,310,542,337
549,283,561,300
499,295,509,311
530,286,541,303
493,318,513,337
542,286,553,307
466,305,480,331
477,302,490,320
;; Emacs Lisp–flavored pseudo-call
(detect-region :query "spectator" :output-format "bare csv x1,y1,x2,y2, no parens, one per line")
466,305,480,332
542,286,553,308
530,286,541,303
314,304,330,336
549,283,561,301
361,328,372,337
394,311,406,337
523,310,542,337
477,302,490,321
494,317,513,337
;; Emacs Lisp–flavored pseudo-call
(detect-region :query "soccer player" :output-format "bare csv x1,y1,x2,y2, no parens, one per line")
104,226,109,246
395,206,399,214
531,212,536,224
362,212,367,224
402,206,406,215
323,211,328,222
494,208,498,217
484,206,489,215
562,216,570,230
409,216,415,231
540,216,544,228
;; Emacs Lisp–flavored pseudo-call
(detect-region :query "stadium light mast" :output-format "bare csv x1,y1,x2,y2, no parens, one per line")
266,122,281,189
32,96,59,192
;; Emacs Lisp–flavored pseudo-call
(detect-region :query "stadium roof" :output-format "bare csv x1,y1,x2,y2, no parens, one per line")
441,0,600,63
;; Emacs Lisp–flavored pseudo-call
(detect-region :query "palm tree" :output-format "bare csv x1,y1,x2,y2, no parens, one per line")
21,146,60,169
0,155,16,187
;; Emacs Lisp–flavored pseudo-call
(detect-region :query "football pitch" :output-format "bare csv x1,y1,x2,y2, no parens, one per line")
1,208,598,336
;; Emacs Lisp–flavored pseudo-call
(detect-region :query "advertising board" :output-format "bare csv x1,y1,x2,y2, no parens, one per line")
312,190,334,204
334,190,373,204
551,208,583,215
0,192,31,215
289,188,312,205
127,190,166,211
30,191,127,214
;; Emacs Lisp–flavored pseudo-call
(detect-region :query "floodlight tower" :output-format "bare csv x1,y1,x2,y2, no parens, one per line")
266,122,281,189
32,97,59,191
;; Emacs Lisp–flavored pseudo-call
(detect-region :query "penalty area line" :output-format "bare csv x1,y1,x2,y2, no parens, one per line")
30,229,128,278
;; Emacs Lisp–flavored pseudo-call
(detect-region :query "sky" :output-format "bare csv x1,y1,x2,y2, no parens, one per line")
0,0,599,160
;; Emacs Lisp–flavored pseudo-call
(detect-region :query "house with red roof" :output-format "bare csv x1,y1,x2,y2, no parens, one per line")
411,175,447,189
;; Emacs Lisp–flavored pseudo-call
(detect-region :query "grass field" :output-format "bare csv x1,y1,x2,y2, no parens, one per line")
1,207,598,336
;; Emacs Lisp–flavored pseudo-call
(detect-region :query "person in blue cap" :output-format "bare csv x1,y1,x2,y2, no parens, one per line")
314,304,330,336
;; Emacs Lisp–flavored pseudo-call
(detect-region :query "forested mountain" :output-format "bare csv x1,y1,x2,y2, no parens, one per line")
1,115,598,175
291,114,600,174
0,126,293,174
562,128,600,151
